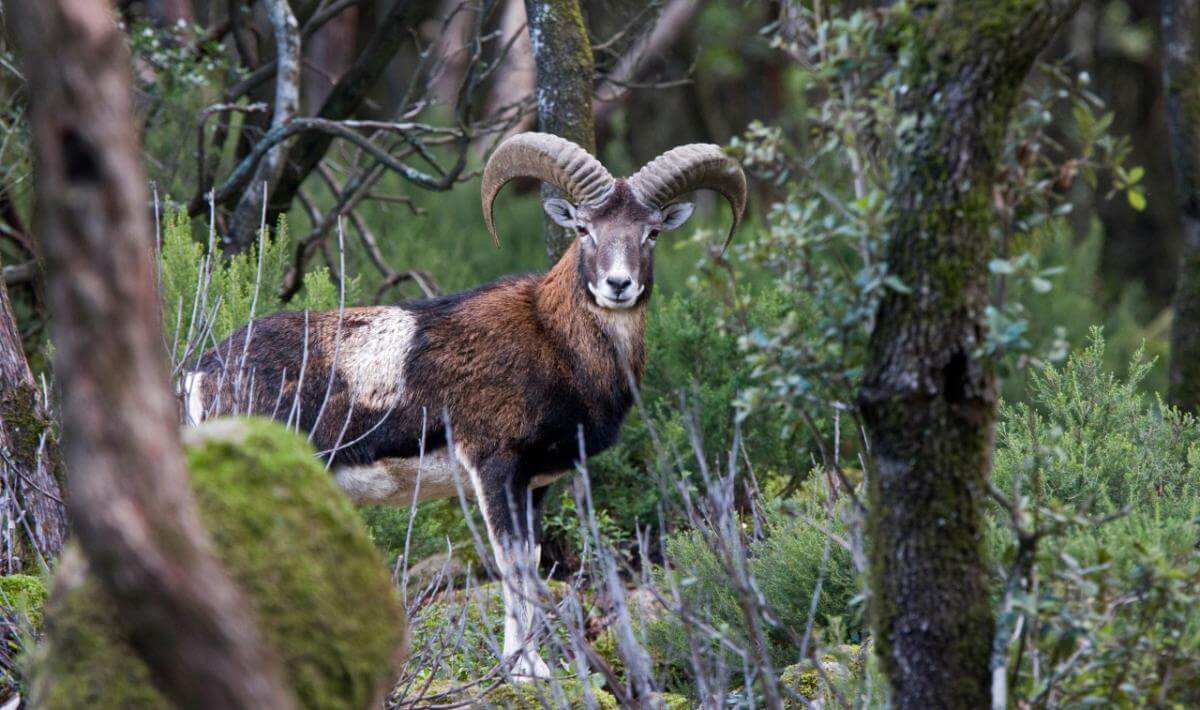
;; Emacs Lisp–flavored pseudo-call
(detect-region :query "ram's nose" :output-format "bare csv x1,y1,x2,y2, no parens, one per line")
605,275,633,296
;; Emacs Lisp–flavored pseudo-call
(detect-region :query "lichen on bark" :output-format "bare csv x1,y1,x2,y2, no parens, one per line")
524,0,597,261
1163,0,1200,411
858,2,1082,707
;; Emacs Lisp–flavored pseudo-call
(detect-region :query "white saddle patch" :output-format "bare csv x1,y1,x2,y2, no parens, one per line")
337,308,417,412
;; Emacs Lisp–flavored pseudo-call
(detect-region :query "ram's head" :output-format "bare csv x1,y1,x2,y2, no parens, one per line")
483,133,747,309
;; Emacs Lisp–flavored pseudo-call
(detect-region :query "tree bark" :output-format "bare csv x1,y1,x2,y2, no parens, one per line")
9,1,296,707
857,3,1081,707
146,0,193,25
0,252,67,573
524,0,596,261
486,0,536,134
1163,0,1200,411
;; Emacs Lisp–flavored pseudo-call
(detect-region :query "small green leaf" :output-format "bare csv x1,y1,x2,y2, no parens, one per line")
883,275,912,294
1127,188,1147,212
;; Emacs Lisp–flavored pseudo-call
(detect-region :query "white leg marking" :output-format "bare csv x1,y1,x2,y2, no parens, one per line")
183,372,206,425
455,445,551,680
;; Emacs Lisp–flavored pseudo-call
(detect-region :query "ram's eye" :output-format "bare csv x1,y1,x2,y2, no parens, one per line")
576,225,589,235
648,229,661,240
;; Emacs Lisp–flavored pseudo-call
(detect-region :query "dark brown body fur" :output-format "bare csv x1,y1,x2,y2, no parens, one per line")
193,239,646,486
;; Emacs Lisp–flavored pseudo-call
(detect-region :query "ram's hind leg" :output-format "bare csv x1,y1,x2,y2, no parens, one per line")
459,448,552,680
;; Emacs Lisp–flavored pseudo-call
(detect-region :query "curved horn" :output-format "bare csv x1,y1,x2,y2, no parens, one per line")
627,144,747,248
481,132,614,245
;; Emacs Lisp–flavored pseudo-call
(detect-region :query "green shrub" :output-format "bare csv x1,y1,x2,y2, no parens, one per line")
0,575,47,629
646,485,858,693
989,333,1200,705
575,283,793,542
159,209,355,364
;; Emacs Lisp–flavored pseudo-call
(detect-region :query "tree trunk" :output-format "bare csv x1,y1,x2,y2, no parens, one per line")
524,0,596,261
0,253,67,572
1163,0,1200,411
146,0,193,25
857,3,1081,707
9,1,296,707
225,0,301,252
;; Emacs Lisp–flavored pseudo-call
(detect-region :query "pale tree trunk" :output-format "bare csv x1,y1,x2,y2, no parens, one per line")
303,3,359,114
1163,0,1200,411
9,0,296,707
524,0,595,261
592,0,700,126
257,0,435,246
486,0,536,135
226,0,300,252
0,255,67,572
431,0,478,105
857,2,1081,707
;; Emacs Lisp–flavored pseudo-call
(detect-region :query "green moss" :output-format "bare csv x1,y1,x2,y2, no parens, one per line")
779,651,855,707
30,417,407,709
409,580,571,682
0,384,63,494
405,678,618,709
661,691,691,710
0,575,48,628
592,627,624,677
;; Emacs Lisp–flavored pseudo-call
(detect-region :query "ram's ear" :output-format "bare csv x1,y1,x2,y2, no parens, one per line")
543,198,578,228
660,202,695,231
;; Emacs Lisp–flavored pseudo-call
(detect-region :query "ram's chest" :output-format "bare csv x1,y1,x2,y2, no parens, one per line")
337,309,417,412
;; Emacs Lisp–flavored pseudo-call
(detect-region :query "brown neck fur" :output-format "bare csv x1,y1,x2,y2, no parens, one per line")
534,240,647,387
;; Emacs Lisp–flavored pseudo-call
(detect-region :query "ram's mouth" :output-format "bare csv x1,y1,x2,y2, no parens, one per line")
587,282,643,309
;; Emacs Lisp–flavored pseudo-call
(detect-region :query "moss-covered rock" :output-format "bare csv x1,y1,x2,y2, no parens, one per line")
401,678,618,709
29,417,407,709
778,644,863,707
0,574,48,628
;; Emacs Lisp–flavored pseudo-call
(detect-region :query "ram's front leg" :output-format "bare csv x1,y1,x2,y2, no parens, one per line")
459,448,552,680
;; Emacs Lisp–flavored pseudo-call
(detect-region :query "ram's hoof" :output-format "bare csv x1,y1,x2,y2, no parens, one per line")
509,651,552,681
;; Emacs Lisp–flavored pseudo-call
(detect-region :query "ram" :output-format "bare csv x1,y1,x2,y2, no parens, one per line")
183,132,746,679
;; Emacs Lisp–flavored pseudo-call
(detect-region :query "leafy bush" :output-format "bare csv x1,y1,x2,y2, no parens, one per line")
576,283,793,539
159,208,355,367
646,484,859,694
989,333,1200,706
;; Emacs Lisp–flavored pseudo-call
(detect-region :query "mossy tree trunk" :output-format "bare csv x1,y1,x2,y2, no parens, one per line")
524,0,596,261
0,257,67,571
856,2,1081,707
10,0,296,707
1163,0,1200,411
